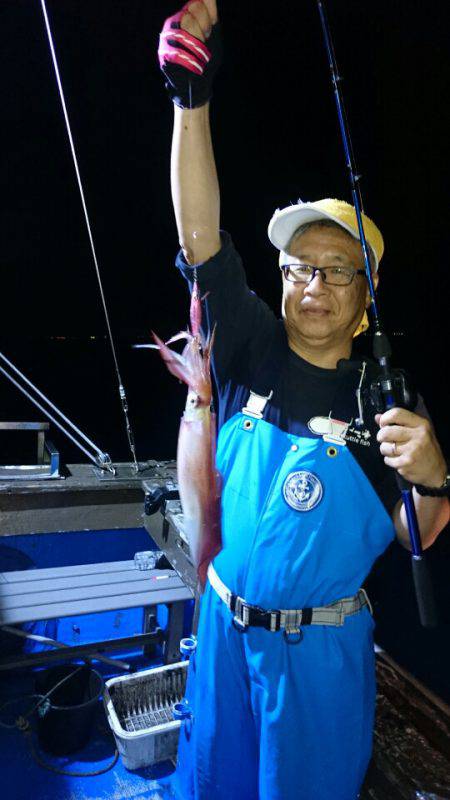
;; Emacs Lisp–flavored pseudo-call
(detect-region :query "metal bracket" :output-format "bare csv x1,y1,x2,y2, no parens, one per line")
0,422,61,480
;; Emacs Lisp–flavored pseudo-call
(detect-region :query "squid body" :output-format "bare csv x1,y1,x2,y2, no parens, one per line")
153,281,222,588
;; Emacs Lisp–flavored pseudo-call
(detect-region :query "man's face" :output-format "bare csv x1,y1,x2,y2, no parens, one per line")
281,226,377,348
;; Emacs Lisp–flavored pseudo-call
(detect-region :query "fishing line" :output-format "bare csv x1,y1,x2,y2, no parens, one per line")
39,0,139,472
316,0,380,323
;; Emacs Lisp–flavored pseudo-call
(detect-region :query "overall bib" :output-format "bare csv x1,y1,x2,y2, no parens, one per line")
174,396,396,800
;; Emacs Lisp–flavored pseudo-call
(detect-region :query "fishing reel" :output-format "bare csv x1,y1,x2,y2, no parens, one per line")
368,367,418,414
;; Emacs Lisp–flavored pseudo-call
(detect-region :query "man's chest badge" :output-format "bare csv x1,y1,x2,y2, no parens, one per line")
308,415,350,446
283,470,324,512
308,415,372,448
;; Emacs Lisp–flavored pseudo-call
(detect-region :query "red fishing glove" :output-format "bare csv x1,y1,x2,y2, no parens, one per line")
158,4,223,108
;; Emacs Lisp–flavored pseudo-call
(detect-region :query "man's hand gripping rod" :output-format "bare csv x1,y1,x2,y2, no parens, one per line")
316,0,437,627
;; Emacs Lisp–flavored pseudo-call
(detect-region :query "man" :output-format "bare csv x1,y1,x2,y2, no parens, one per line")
158,3,450,798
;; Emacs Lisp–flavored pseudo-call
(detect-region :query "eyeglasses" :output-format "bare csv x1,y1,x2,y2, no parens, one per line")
281,263,366,287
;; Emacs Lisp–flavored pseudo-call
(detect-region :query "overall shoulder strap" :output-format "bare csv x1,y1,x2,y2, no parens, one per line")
242,321,288,418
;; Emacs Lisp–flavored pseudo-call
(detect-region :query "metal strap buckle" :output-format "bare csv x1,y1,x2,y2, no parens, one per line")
242,390,273,419
228,592,237,613
232,597,249,632
267,609,281,632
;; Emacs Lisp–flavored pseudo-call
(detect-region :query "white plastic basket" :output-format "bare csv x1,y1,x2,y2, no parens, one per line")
103,660,188,770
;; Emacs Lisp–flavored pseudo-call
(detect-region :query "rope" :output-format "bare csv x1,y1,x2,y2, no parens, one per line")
39,0,139,471
0,668,85,729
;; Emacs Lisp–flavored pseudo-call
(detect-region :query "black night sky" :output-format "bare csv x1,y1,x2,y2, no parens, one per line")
1,1,449,698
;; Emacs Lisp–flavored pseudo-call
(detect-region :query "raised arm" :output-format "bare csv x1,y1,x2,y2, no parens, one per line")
171,103,220,264
159,1,221,264
158,1,279,383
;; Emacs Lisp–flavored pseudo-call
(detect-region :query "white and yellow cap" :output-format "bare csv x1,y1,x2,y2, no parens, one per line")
268,198,384,337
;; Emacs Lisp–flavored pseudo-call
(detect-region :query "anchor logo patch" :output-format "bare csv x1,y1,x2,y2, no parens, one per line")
283,470,323,512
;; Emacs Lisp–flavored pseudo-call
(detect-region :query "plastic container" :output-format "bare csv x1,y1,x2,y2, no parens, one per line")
134,550,160,570
35,664,103,755
103,660,188,770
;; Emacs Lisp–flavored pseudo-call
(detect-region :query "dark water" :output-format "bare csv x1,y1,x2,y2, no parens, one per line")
0,337,186,466
2,333,448,465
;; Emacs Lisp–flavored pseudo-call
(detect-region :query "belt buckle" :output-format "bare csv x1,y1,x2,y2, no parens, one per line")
337,603,345,626
248,603,272,631
232,599,281,633
247,604,281,632
232,597,249,632
265,609,281,632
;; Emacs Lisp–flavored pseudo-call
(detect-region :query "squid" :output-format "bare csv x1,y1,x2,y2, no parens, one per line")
152,281,222,589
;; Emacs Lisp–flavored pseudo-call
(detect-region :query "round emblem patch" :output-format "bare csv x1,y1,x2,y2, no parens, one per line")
282,470,323,512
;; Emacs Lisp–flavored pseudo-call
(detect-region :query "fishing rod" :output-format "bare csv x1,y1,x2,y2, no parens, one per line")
39,0,139,473
316,0,437,627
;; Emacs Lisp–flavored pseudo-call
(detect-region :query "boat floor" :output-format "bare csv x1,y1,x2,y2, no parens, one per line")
1,650,449,800
0,652,177,800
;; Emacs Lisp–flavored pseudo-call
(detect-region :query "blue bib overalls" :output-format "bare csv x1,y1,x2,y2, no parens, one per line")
174,400,396,800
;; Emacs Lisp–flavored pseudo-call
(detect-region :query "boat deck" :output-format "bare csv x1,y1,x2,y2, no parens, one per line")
362,651,450,799
1,649,449,800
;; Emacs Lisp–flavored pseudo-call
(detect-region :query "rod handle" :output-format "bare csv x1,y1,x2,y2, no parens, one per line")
396,473,410,491
411,555,438,628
